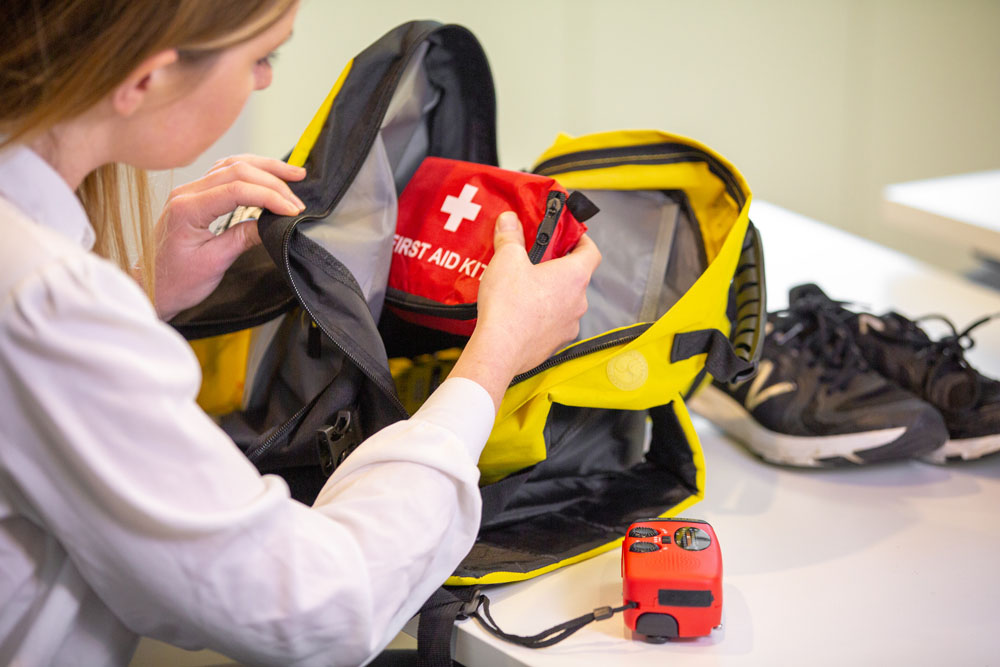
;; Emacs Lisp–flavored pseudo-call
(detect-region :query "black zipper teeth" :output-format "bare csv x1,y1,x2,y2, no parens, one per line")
246,400,313,462
527,194,565,264
510,325,650,384
534,144,745,209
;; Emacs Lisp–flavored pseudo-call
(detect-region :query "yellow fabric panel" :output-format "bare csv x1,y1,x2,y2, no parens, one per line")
480,194,750,483
389,348,461,415
191,330,251,416
288,60,354,167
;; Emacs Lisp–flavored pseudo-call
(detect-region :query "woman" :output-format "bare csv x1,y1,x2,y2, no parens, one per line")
0,2,600,665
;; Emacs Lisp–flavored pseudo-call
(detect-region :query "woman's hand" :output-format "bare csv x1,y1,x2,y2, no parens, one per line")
449,211,602,411
152,155,306,321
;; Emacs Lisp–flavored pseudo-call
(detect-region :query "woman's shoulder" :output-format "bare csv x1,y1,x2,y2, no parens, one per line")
1,194,89,285
0,195,153,322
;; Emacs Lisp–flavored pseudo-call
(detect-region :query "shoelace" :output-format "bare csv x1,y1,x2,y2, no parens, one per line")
867,311,999,411
769,295,867,390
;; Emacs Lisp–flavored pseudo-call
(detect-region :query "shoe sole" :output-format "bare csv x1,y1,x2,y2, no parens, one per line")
689,384,932,467
921,433,1000,464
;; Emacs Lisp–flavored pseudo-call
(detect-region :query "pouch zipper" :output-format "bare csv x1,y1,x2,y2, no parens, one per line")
526,192,566,264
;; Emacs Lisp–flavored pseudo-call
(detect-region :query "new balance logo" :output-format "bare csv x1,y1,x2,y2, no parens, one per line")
729,359,796,410
441,184,482,232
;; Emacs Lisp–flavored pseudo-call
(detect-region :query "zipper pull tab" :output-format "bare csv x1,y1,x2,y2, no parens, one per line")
308,318,322,359
527,192,566,264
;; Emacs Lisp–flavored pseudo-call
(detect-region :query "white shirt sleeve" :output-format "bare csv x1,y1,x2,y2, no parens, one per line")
0,249,495,666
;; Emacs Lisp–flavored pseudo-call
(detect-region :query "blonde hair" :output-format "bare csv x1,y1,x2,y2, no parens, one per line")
0,0,296,301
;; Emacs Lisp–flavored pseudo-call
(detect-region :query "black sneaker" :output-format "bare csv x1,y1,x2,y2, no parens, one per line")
848,305,1000,464
689,285,948,467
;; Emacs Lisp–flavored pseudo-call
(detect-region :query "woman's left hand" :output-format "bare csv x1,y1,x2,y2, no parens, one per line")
152,155,306,321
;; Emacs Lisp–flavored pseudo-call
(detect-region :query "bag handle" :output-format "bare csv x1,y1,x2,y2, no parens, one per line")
671,222,766,384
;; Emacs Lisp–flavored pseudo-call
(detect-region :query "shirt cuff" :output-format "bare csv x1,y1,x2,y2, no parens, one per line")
411,377,496,462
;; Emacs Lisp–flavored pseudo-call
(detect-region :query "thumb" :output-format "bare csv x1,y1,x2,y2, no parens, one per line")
212,219,262,265
493,211,525,251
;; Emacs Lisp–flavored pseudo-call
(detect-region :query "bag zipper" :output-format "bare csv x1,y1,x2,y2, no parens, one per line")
281,229,409,417
245,398,314,462
533,143,746,209
511,323,653,385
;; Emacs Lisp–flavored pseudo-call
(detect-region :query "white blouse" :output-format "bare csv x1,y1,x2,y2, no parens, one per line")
0,144,495,666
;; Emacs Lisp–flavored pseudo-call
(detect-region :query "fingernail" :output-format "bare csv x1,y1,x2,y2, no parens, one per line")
290,194,306,210
497,211,518,231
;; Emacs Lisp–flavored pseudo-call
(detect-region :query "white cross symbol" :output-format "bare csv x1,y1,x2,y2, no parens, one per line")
440,184,482,232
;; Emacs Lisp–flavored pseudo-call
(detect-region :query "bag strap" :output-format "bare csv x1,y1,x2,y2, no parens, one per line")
417,587,478,667
671,222,766,384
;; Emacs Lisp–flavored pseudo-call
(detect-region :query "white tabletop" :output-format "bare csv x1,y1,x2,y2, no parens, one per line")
883,170,1000,264
417,200,1000,667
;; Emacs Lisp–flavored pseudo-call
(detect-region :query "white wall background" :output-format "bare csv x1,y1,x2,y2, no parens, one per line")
167,0,1000,277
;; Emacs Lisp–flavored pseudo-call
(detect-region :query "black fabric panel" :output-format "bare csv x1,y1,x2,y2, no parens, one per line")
170,243,294,339
454,403,695,579
287,232,407,429
477,406,645,529
455,400,701,579
258,21,445,260
379,308,470,359
455,462,693,578
424,26,499,166
647,403,700,493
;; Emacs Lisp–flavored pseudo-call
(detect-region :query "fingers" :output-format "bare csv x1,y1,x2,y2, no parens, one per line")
566,233,602,272
171,158,306,212
212,219,262,265
208,154,307,183
492,211,526,251
170,181,305,222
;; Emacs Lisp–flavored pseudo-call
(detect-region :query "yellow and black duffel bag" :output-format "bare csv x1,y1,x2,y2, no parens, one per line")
171,17,764,609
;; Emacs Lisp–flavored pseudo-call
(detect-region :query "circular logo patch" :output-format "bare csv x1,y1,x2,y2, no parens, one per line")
606,350,649,391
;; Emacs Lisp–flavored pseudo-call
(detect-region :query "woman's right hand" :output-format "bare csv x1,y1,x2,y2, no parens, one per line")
448,211,602,411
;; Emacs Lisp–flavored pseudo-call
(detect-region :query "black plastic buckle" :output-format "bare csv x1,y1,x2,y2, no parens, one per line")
317,410,359,477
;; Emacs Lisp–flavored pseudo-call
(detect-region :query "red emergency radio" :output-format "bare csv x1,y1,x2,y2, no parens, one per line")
621,518,723,642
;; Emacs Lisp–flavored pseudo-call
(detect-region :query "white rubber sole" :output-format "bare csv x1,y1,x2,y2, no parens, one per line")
921,433,1000,464
688,384,906,467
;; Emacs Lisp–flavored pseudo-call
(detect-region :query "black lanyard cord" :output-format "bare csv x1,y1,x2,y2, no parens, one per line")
467,594,638,649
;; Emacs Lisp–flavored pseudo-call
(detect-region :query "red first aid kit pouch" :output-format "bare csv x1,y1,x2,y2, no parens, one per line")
385,157,598,335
